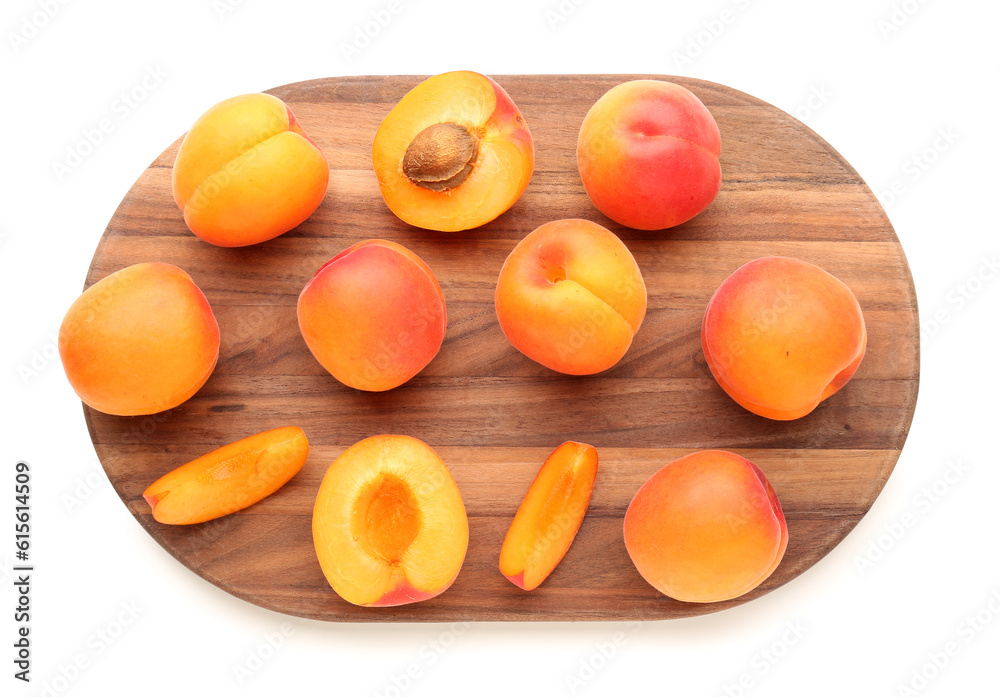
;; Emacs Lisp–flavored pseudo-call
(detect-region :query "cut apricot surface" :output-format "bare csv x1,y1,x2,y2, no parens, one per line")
143,426,309,525
500,442,598,591
372,71,534,231
312,435,469,607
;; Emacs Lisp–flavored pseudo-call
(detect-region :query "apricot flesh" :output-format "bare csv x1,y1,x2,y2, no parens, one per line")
58,262,220,416
702,256,867,420
577,79,721,230
297,239,447,392
495,219,646,375
500,442,598,591
624,450,788,603
172,93,329,247
143,426,309,525
312,435,469,607
372,70,534,231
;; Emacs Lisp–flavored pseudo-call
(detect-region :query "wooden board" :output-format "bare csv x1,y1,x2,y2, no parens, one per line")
84,75,919,622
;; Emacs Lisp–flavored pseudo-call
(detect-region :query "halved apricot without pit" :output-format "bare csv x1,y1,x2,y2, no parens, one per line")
312,435,469,607
372,71,535,232
499,442,599,591
143,426,309,525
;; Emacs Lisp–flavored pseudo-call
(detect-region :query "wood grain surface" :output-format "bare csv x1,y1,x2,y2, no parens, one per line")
84,75,919,622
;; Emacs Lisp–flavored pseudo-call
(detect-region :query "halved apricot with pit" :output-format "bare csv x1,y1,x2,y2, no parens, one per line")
372,71,534,232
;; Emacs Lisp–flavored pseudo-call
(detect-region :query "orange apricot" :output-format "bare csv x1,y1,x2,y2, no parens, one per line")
58,262,219,416
495,219,646,375
172,93,329,247
702,256,867,420
312,435,469,607
624,450,788,603
297,239,447,391
143,426,309,525
500,442,598,591
577,79,721,230
372,71,534,231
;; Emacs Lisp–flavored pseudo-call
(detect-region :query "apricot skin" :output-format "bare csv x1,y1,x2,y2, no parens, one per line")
312,435,469,607
297,240,447,392
143,426,309,525
624,450,788,603
58,262,220,416
172,93,329,247
499,442,598,591
702,256,867,420
495,219,646,375
372,70,534,232
577,80,721,230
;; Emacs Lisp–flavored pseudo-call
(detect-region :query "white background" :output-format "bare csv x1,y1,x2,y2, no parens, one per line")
2,0,997,695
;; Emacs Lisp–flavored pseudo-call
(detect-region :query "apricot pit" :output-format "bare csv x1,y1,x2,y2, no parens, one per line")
402,122,480,192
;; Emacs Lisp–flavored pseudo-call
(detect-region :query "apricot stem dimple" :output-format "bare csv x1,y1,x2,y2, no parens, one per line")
402,122,479,192
539,257,568,284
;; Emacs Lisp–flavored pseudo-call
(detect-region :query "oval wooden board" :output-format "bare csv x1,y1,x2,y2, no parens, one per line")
84,75,919,622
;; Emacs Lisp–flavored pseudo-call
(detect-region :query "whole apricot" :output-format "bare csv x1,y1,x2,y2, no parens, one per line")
172,93,329,247
495,219,646,375
297,240,446,391
702,256,867,420
577,80,721,230
59,262,219,416
624,450,788,603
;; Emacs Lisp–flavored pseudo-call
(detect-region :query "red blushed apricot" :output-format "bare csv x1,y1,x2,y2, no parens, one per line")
372,71,534,231
624,450,788,603
495,219,646,375
143,426,308,525
312,435,469,607
499,442,598,591
297,240,446,392
702,256,867,421
172,93,329,247
58,262,219,416
577,80,721,230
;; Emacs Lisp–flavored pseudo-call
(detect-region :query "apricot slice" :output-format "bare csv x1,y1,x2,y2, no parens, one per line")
499,442,598,591
495,219,647,375
372,71,534,231
59,262,220,416
624,450,788,603
172,93,329,247
143,426,309,525
297,239,447,391
702,256,867,420
312,435,469,607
